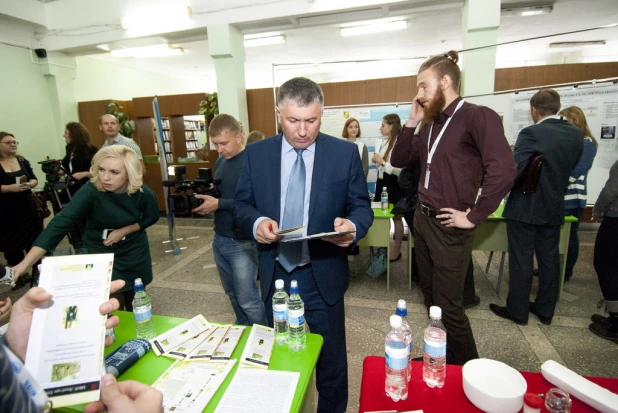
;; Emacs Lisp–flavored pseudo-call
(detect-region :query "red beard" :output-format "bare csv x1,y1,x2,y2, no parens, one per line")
422,86,447,125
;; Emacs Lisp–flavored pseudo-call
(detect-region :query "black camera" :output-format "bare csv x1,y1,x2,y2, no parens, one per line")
163,166,221,215
38,159,63,182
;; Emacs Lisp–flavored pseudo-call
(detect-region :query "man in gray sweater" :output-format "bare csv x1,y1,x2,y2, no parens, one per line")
193,114,267,326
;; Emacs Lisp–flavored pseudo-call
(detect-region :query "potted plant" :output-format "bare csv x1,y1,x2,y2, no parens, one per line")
199,92,219,122
105,102,134,138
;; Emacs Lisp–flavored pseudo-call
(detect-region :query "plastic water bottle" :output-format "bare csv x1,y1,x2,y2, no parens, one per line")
396,299,412,382
381,186,389,213
287,280,306,351
423,306,447,388
132,278,156,340
272,279,289,345
385,315,408,401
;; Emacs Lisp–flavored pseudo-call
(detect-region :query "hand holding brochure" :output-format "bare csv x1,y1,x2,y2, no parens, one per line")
25,254,114,408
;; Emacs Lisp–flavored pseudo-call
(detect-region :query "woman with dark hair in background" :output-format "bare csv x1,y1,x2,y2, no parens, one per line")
0,132,42,288
342,118,369,178
559,106,598,281
62,122,98,195
373,114,404,262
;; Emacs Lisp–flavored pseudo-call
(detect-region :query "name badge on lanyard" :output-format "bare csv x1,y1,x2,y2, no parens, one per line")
424,99,465,189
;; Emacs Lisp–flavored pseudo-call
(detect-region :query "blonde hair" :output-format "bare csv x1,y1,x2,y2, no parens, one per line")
560,106,597,145
90,146,143,194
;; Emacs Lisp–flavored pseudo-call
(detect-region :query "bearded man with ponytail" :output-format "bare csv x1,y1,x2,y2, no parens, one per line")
390,51,517,365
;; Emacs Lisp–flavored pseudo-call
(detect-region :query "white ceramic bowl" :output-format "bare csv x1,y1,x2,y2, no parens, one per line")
462,358,527,413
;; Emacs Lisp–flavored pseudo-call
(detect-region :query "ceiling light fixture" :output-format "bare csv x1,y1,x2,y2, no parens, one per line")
501,5,553,17
244,35,286,48
110,44,184,58
121,5,192,30
340,20,407,37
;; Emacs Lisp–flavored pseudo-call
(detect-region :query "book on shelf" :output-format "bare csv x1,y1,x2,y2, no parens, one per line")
161,119,170,129
184,120,200,130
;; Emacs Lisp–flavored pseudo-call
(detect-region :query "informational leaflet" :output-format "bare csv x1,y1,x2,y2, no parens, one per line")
239,325,275,369
211,326,245,360
25,254,114,408
214,369,299,413
186,325,230,360
153,359,236,413
150,315,210,356
164,331,210,361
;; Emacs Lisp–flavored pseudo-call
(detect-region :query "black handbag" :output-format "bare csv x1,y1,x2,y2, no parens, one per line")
513,153,544,194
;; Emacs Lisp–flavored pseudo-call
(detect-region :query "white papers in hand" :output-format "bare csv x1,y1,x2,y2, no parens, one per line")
541,360,618,413
214,369,299,413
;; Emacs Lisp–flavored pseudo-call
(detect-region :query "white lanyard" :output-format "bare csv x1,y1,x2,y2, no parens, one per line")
424,99,465,189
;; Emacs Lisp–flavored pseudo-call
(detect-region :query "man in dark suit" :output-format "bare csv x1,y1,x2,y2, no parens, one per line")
234,77,373,413
491,88,583,325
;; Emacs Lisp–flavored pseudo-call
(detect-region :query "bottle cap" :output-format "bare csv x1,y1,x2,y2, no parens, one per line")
275,279,284,289
524,393,543,408
291,280,298,288
396,299,407,317
429,306,441,319
383,187,387,191
134,278,144,292
390,315,402,328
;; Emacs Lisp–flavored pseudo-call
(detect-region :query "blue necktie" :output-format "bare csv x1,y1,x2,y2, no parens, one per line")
279,148,305,272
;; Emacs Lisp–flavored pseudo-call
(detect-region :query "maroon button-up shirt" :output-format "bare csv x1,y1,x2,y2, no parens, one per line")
391,97,517,225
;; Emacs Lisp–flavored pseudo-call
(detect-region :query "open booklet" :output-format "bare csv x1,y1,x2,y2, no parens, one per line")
25,254,114,408
280,230,356,242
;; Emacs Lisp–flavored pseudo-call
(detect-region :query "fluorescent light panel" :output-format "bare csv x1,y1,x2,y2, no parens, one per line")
340,20,407,37
501,5,552,17
121,5,192,30
244,35,286,48
111,44,184,58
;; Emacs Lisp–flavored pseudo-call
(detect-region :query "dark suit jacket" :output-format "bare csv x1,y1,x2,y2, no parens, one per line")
234,133,374,305
503,118,583,226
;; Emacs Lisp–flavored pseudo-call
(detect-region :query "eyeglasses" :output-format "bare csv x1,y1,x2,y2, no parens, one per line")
1,141,18,146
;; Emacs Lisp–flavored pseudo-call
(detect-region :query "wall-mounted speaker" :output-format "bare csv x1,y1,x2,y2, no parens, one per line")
34,48,47,58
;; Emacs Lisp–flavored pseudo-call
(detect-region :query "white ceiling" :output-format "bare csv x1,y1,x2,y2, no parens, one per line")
1,0,617,89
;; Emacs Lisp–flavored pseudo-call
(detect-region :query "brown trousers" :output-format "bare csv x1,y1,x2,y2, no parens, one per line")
413,210,479,365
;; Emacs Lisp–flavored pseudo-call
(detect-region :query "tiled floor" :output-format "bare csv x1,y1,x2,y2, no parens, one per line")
2,219,616,413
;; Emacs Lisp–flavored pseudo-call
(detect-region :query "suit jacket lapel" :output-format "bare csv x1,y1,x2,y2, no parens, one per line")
309,133,327,222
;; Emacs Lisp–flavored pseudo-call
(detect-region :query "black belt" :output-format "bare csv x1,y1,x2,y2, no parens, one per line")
277,261,312,274
418,201,440,218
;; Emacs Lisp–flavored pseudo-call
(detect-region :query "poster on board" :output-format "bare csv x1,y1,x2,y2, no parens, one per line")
321,104,412,195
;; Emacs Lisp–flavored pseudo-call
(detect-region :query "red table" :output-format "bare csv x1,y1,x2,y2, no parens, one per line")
359,356,618,413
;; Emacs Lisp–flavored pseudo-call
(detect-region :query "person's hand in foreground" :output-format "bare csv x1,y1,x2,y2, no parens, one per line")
5,279,124,360
84,374,163,413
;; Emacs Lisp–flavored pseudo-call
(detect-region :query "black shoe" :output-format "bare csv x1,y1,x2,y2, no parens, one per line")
490,304,527,325
412,356,424,361
591,314,611,327
389,253,402,263
529,302,552,325
464,295,481,309
589,322,618,344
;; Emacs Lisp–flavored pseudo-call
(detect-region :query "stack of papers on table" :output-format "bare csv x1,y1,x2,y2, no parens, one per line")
239,324,275,369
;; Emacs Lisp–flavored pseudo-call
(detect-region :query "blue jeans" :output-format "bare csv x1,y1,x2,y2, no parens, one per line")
212,234,267,326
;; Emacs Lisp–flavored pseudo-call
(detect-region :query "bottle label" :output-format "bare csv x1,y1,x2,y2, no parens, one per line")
423,340,446,359
385,344,408,370
134,307,152,324
273,304,288,322
288,309,304,328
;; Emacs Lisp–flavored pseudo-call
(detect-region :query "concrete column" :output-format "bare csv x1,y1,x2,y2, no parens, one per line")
208,24,250,132
461,0,500,96
41,53,79,157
